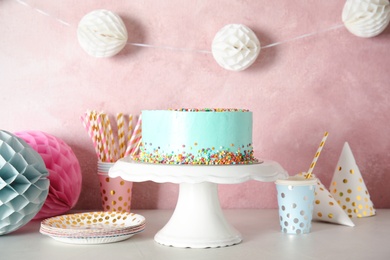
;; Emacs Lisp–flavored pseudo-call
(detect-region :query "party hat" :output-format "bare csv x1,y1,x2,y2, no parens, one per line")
329,142,375,218
296,173,355,227
313,178,355,226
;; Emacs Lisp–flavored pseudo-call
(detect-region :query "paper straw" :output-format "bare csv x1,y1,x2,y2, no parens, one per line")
90,111,106,161
132,137,142,156
81,110,140,162
125,115,142,157
80,110,100,161
80,114,100,159
97,113,110,162
126,114,133,147
91,111,105,161
104,114,117,162
117,113,126,158
306,131,329,179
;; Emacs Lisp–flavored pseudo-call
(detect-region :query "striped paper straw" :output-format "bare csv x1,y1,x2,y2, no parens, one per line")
306,131,329,179
81,110,141,162
124,115,142,157
90,110,104,160
131,137,142,156
91,111,106,162
117,113,126,158
104,114,117,162
126,114,133,147
80,114,100,159
97,113,110,162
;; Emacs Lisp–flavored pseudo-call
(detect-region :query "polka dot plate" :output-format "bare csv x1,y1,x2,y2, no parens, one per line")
40,211,145,244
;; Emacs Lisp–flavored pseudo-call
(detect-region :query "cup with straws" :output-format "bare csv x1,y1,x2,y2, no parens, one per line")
81,111,142,212
275,132,328,234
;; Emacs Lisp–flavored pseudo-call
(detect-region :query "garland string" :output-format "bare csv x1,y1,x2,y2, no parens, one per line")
12,0,344,54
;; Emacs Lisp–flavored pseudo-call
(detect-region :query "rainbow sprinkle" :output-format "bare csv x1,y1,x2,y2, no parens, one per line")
134,108,255,165
169,108,250,112
133,142,258,165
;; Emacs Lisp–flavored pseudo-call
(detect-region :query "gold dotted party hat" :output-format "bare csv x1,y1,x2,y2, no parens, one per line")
296,173,355,227
329,142,375,218
313,178,355,226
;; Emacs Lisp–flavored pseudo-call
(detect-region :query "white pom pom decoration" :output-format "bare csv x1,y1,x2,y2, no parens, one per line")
77,9,128,58
342,0,390,38
212,24,260,71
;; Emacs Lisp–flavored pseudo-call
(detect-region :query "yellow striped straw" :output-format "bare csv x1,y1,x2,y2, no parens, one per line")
98,113,110,162
92,111,106,162
116,113,126,158
106,114,117,162
306,131,329,179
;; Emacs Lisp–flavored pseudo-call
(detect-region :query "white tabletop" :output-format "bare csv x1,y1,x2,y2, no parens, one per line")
1,209,389,260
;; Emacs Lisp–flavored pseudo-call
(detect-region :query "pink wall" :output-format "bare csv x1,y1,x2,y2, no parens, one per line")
1,0,389,210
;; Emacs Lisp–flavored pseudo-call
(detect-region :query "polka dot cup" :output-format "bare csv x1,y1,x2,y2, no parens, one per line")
97,162,133,212
275,176,317,235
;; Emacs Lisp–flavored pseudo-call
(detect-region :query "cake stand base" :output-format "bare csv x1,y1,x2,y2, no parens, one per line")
154,182,241,248
109,159,288,248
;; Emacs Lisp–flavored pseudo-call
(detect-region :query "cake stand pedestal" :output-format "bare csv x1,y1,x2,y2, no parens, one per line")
109,158,288,248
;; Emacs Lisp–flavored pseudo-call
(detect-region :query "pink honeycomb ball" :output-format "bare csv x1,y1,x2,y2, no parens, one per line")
14,131,82,219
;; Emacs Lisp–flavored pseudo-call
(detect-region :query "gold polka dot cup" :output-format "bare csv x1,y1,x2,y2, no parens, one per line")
275,176,317,234
97,162,133,212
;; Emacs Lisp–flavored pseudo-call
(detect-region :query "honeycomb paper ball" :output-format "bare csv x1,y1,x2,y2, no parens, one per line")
212,24,261,71
77,9,128,58
14,131,82,220
0,130,49,235
342,0,390,38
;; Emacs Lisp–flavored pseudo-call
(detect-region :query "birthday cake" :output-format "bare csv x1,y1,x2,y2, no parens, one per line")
134,108,258,165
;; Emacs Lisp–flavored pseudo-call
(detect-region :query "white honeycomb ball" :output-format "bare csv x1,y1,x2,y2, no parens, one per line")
77,9,128,58
212,24,261,71
342,0,390,38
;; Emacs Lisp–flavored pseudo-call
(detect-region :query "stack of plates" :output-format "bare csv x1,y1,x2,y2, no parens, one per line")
40,211,145,244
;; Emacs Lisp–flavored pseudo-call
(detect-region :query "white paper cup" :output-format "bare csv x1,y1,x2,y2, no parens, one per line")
275,176,317,234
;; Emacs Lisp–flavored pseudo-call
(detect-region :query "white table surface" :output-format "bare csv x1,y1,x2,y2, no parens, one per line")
1,209,389,260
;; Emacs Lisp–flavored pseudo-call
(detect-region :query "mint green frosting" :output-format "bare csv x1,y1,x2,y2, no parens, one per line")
138,110,254,164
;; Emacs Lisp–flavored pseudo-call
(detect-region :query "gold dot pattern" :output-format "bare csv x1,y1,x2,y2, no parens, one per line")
98,174,133,213
329,163,375,218
312,179,355,226
42,211,144,228
40,211,146,239
314,181,343,221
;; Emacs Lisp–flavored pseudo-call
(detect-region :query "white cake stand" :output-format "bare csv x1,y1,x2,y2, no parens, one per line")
109,157,288,248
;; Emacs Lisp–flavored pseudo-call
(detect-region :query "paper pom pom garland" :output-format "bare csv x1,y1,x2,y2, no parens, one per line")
212,24,261,71
77,9,128,58
14,131,82,220
15,1,390,67
342,0,390,38
0,130,49,235
330,142,375,218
